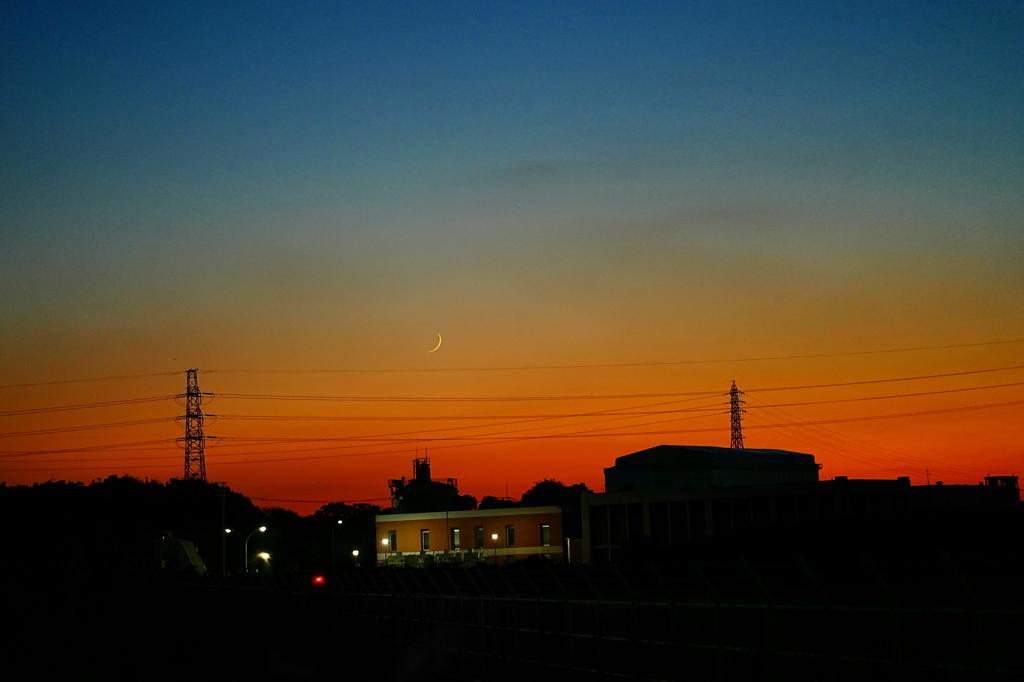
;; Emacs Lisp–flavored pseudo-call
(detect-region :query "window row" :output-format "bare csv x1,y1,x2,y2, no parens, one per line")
385,523,552,552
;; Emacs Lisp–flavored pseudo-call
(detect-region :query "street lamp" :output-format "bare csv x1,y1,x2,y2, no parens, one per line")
491,533,499,565
382,538,389,564
257,552,271,572
331,519,343,570
244,526,267,573
352,549,359,569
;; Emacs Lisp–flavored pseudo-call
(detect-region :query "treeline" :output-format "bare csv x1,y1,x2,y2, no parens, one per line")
0,475,382,577
0,475,596,578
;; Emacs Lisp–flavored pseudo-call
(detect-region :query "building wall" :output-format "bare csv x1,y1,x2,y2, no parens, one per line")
581,478,914,564
375,506,564,564
605,445,820,494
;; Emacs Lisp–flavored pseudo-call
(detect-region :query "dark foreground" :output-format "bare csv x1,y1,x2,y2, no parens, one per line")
5,551,1023,682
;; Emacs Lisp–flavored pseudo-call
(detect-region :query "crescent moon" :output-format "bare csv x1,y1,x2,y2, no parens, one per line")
428,333,442,353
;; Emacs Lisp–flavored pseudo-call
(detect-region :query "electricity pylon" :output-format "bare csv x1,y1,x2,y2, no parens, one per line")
729,380,745,449
181,369,207,481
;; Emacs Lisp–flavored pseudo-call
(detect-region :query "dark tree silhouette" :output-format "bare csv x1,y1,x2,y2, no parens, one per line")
312,501,383,569
0,476,267,576
454,493,477,510
479,495,521,510
521,478,592,506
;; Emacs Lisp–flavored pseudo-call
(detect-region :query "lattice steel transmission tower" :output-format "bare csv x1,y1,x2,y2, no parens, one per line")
181,369,207,481
729,380,745,449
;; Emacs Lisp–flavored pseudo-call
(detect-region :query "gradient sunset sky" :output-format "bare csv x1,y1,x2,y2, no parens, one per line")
2,2,1022,514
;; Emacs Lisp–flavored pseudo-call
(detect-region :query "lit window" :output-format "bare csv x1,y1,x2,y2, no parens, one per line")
474,526,484,549
451,527,461,550
388,530,397,550
540,523,550,546
505,525,515,548
421,529,430,551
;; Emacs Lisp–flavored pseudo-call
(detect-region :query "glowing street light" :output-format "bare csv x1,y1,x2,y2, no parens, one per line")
244,526,267,573
257,552,271,572
331,519,343,569
382,538,389,564
491,533,499,565
352,549,359,569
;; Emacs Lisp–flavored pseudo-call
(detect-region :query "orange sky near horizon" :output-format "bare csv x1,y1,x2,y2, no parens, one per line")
3,4,1023,516
2,337,1021,516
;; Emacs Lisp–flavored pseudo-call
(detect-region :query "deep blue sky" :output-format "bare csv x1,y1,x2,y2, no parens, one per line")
2,2,1022,506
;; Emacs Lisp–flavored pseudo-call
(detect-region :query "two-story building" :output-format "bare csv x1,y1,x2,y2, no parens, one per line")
375,506,565,566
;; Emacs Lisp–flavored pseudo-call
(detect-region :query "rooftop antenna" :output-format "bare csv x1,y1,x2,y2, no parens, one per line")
729,380,745,449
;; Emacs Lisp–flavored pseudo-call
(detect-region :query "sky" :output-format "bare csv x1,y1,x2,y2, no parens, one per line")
1,1,1022,515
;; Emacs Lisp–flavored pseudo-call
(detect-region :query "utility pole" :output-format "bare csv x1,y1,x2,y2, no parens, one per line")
181,369,207,481
215,482,227,575
729,380,745,449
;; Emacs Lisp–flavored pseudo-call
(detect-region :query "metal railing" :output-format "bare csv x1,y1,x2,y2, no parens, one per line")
319,555,1024,681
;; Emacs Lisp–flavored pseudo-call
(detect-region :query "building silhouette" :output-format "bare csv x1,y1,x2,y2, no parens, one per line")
605,444,821,493
375,448,1019,567
584,445,1019,564
388,456,462,513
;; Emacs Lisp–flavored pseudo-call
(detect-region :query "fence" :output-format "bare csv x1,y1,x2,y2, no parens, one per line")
320,554,1024,681
54,553,1017,680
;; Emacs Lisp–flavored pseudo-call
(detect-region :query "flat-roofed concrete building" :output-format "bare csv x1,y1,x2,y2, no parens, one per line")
604,444,821,493
583,476,915,564
585,445,1020,564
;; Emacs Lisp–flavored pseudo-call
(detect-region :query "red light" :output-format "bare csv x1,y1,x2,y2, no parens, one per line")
313,575,325,586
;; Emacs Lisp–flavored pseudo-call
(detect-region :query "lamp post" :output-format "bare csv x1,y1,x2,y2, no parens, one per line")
331,519,343,570
256,552,271,573
244,526,267,573
491,533,499,565
382,538,389,565
224,528,232,574
352,549,359,569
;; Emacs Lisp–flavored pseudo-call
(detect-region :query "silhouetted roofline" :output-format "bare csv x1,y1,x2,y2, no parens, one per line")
611,444,817,469
379,506,563,522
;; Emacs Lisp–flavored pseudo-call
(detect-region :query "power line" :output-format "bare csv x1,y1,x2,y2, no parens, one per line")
0,338,1018,392
3,360,1020,478
0,372,182,389
0,396,175,417
206,381,1024,421
5,385,1021,467
195,397,1024,468
207,365,1024,404
211,390,714,402
6,380,999,447
0,368,1016,445
4,454,181,464
208,396,725,447
201,338,1024,373
748,367,1024,392
18,396,1019,472
741,398,996,479
0,439,178,458
194,379,1021,458
210,406,727,422
746,381,1024,408
0,417,176,439
194,398,1024,459
10,462,181,473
